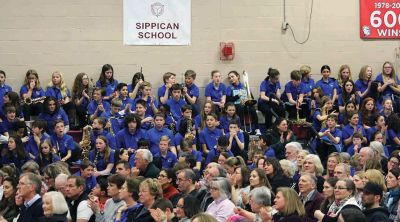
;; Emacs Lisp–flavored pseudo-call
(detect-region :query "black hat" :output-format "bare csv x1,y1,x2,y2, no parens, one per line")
363,182,383,196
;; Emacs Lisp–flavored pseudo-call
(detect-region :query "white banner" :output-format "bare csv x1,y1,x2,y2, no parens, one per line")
123,0,191,45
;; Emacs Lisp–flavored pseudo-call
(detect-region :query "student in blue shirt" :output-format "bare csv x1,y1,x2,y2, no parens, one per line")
380,97,394,120
101,98,124,134
88,87,111,122
0,106,19,134
205,135,233,165
96,64,119,101
194,101,216,130
73,159,97,194
226,70,260,134
315,65,339,104
179,138,202,171
258,68,285,129
249,134,275,158
342,111,367,151
71,72,92,128
219,102,240,134
1,136,29,171
128,72,144,100
360,97,379,129
282,70,308,120
1,92,23,120
338,80,360,113
175,117,196,153
89,135,115,177
355,65,373,100
175,104,193,133
25,120,49,159
46,71,75,126
145,113,176,156
155,135,177,169
134,99,154,131
336,65,353,95
90,117,116,150
38,97,70,134
317,114,342,164
35,139,61,171
115,113,146,151
183,70,200,116
312,96,337,132
132,81,158,117
205,70,226,113
199,113,223,154
299,65,315,97
338,100,358,126
346,132,363,156
20,69,46,121
226,120,245,158
166,83,187,121
387,113,400,151
116,82,134,112
158,72,176,105
50,120,75,163
0,70,12,108
366,115,387,143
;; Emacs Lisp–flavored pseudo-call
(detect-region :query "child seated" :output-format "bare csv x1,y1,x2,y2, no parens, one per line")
205,135,233,165
154,136,177,169
199,113,223,154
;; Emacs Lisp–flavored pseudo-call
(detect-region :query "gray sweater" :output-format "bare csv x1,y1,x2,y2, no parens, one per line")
95,198,125,222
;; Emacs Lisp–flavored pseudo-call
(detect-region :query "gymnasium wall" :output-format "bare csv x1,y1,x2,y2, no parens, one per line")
0,0,399,99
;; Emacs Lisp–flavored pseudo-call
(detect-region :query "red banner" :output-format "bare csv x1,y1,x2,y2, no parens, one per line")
360,0,400,39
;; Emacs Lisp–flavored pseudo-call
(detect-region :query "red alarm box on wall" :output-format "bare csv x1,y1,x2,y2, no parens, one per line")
220,42,235,60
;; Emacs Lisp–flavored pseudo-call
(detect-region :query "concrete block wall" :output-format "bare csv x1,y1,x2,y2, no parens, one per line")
0,0,399,101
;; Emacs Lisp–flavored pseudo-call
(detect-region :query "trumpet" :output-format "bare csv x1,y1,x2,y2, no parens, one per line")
241,71,257,107
21,96,46,105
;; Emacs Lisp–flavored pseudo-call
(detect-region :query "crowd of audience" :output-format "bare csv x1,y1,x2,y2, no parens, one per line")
0,62,398,222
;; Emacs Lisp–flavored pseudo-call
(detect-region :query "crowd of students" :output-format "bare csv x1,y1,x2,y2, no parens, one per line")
0,61,398,222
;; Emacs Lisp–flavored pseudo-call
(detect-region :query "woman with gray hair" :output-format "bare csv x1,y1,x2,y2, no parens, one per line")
295,154,325,192
205,177,235,222
41,191,69,221
232,186,272,222
370,141,389,173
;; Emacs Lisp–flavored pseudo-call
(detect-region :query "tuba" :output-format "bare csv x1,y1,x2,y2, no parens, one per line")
241,71,257,107
79,125,92,160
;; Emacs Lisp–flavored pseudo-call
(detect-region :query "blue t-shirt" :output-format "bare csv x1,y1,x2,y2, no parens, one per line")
20,85,46,99
199,127,223,152
145,127,174,156
166,98,187,121
375,73,400,97
38,108,69,134
45,86,71,101
225,131,245,156
115,128,146,150
315,78,338,99
87,100,111,116
0,84,12,107
281,81,306,102
50,134,75,157
301,78,315,95
204,82,227,102
259,79,280,103
96,80,119,98
155,151,177,169
89,149,116,172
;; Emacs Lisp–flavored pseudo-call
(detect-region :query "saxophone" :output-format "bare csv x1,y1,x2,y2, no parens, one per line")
79,125,92,160
184,118,195,141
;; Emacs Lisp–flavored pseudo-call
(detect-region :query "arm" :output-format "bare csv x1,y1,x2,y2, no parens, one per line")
94,163,114,176
159,85,170,104
260,91,270,102
286,93,297,105
332,88,338,104
61,150,72,162
129,81,142,99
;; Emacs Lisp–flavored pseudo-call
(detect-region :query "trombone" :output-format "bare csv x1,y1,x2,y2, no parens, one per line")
242,71,257,133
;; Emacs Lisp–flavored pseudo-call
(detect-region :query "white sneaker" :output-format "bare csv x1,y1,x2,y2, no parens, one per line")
255,129,262,135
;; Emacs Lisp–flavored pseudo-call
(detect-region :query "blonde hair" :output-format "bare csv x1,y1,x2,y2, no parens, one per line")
299,65,311,78
304,154,324,176
140,178,163,200
43,191,69,215
48,71,68,98
337,64,352,86
365,169,387,192
276,187,305,217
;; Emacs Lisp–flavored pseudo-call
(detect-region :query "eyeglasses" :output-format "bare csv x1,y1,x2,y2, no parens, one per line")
176,204,184,208
389,160,399,165
334,186,348,190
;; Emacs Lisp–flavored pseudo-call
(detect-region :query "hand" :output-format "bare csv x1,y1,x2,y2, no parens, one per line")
82,90,89,99
97,104,105,112
29,80,36,89
87,198,100,213
387,79,394,85
354,144,359,153
230,131,237,138
323,129,330,136
271,98,279,105
33,134,40,143
149,208,167,222
21,136,29,143
183,87,188,95
259,206,273,222
137,79,143,86
311,100,316,109
286,131,293,141
241,192,249,205
64,97,70,104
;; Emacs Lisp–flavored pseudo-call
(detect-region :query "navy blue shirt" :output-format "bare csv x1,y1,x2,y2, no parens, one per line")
226,131,245,156
96,80,119,98
259,79,280,103
115,128,146,150
0,84,12,107
45,86,71,101
90,130,116,150
205,148,233,165
155,151,177,169
20,85,46,99
281,81,306,102
342,124,366,150
25,134,50,158
375,73,400,97
315,78,338,99
146,127,174,156
87,100,111,117
89,149,116,172
204,82,227,102
301,78,315,95
199,127,223,152
166,98,187,121
74,171,97,194
50,134,75,157
38,109,69,134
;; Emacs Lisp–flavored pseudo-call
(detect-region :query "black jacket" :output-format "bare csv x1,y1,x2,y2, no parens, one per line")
38,214,68,222
363,206,389,222
126,204,155,222
17,197,44,222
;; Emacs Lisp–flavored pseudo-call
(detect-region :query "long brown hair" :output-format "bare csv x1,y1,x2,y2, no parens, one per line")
72,73,93,101
96,135,111,165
